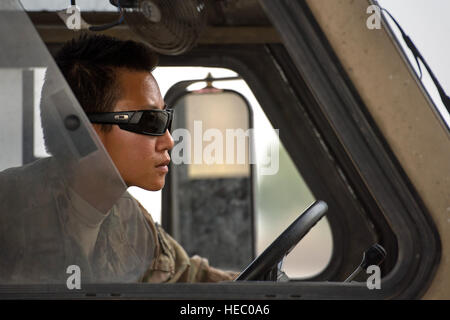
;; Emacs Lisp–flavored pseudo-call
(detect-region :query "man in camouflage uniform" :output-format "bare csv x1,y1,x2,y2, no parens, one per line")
0,34,236,284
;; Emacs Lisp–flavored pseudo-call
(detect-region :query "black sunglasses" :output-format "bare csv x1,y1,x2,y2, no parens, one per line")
87,107,173,136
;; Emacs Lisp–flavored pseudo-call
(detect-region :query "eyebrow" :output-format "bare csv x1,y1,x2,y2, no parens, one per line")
137,104,167,110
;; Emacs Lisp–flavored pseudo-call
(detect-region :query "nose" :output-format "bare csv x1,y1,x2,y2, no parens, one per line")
156,129,174,152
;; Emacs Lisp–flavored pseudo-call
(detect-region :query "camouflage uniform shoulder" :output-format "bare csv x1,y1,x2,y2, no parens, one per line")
0,157,59,215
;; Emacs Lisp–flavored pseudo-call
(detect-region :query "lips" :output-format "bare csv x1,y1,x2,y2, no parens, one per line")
156,157,170,167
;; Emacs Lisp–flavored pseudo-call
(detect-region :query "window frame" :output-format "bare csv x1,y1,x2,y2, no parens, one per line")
257,0,441,298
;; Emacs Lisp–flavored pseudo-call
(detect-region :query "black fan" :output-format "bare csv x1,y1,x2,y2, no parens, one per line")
111,0,208,55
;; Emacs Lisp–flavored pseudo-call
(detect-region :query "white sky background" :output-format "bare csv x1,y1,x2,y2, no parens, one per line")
376,0,450,126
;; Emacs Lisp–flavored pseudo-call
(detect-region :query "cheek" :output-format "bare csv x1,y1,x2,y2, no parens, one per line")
105,129,157,177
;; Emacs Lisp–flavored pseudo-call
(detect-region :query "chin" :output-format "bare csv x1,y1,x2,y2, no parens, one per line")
139,179,166,191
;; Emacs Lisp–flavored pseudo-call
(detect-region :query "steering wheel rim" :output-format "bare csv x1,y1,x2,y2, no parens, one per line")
235,200,328,281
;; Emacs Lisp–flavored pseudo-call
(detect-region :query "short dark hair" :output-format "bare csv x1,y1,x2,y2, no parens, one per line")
40,34,159,157
54,33,158,130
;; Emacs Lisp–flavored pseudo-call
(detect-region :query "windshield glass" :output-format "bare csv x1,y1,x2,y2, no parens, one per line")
0,0,129,284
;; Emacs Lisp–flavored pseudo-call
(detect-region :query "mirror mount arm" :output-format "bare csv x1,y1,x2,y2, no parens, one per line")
164,74,243,106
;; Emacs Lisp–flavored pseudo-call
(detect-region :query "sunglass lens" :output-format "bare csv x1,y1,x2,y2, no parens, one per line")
140,111,169,135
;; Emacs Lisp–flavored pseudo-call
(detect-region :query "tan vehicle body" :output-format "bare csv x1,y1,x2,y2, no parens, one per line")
306,0,449,299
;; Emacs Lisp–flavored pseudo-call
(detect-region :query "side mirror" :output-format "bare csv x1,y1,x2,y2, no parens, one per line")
162,76,255,271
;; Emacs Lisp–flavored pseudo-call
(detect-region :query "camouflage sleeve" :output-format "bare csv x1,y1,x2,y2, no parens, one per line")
136,201,238,283
185,254,239,283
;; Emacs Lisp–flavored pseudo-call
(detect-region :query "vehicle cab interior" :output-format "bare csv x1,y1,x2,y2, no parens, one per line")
0,0,448,300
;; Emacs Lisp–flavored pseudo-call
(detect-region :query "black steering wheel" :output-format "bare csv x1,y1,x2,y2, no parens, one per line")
235,200,328,281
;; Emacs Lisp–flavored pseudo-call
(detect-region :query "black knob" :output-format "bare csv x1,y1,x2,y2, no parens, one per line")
361,244,387,270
